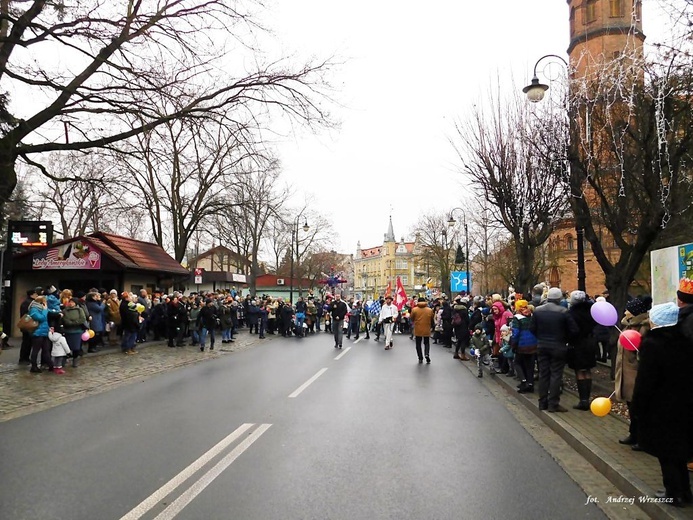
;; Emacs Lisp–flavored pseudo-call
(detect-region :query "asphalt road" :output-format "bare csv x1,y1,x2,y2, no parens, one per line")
0,332,607,520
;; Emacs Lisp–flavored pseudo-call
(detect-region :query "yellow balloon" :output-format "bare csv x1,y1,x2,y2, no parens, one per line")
590,397,612,417
88,329,95,338
136,303,145,313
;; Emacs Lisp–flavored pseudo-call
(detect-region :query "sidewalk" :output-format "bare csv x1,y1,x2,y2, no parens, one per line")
458,356,693,520
0,331,262,422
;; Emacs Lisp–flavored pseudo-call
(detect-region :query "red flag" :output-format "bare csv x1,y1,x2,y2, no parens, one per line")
384,281,392,298
394,276,407,310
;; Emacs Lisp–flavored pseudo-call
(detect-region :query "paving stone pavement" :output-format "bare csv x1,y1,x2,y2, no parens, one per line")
0,331,264,422
456,356,693,520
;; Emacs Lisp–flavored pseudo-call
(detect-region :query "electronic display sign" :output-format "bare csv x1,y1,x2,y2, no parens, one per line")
7,221,53,251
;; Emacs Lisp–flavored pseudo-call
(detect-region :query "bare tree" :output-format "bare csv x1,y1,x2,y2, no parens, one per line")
451,87,570,295
31,152,121,238
0,1,334,229
213,161,290,295
114,109,260,261
565,56,693,313
410,213,452,295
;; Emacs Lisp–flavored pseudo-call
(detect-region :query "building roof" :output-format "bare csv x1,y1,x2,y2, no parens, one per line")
93,232,189,275
188,245,250,267
385,216,396,242
360,246,382,258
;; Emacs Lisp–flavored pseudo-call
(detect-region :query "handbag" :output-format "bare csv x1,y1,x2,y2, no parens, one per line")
18,313,39,333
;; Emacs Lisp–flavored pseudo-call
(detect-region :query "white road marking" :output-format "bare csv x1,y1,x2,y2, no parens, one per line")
353,337,363,344
288,368,328,398
153,424,272,520
334,346,352,360
119,423,254,520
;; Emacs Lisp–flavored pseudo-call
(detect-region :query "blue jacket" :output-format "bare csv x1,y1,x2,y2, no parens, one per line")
511,313,538,353
86,300,106,333
28,300,49,337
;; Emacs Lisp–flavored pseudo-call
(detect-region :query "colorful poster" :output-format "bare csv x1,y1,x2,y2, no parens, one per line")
651,242,693,305
33,240,101,270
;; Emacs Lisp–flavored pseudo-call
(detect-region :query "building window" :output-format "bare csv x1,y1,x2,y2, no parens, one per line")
400,276,408,285
635,0,642,21
395,259,408,269
609,0,623,17
584,0,597,24
570,7,576,33
566,235,575,251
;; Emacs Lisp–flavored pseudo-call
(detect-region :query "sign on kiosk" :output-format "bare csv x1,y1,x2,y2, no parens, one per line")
32,240,101,270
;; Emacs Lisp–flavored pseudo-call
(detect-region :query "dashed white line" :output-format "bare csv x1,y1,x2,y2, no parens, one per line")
334,346,352,360
120,423,254,520
288,368,328,398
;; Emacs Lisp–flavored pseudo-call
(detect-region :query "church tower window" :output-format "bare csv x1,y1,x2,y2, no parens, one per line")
584,0,598,24
609,0,623,18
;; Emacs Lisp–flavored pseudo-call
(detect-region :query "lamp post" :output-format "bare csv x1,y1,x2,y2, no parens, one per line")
447,208,470,295
441,228,449,296
289,216,309,304
523,55,586,293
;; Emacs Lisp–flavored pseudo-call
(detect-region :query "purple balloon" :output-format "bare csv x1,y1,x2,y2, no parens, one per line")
590,300,618,327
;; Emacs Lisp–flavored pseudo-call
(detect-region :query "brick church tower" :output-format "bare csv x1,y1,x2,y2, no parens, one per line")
544,1,645,295
567,0,645,80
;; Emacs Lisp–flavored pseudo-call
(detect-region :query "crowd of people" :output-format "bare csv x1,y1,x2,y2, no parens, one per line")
12,277,693,507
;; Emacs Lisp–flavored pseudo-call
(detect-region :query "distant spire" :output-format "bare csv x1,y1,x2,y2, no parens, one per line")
385,216,395,242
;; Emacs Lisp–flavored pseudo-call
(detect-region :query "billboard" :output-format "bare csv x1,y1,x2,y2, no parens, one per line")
651,242,693,305
8,220,53,252
33,240,101,270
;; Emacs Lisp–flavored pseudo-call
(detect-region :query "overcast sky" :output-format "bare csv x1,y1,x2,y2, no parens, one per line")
259,0,669,257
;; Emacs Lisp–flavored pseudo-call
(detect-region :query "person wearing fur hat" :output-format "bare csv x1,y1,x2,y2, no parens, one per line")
410,297,434,363
530,287,579,412
567,291,598,410
632,302,693,507
616,295,652,449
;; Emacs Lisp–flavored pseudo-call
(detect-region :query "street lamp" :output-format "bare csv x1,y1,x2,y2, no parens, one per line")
441,228,449,296
447,208,470,295
523,55,586,293
289,216,309,303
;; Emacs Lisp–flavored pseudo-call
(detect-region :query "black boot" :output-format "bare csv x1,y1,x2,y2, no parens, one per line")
573,379,591,410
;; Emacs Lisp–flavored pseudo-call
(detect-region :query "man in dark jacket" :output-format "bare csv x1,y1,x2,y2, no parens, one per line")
452,296,470,360
530,287,579,413
440,295,453,348
197,298,218,352
327,294,348,349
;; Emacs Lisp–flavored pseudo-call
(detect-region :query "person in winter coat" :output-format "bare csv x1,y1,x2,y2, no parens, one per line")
28,296,52,373
294,297,307,337
616,296,651,450
491,300,514,372
471,323,494,378
347,301,362,340
196,298,218,351
18,287,41,364
632,302,693,507
511,300,537,394
439,296,453,348
49,329,71,374
166,296,188,347
451,296,470,361
327,294,349,348
378,295,399,350
189,300,201,346
61,298,88,367
566,291,598,410
280,301,294,337
121,301,141,354
105,289,121,345
44,285,63,329
530,287,579,413
410,297,434,364
85,291,106,353
247,300,260,335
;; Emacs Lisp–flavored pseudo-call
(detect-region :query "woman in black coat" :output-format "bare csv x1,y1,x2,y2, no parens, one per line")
567,291,598,410
632,302,693,507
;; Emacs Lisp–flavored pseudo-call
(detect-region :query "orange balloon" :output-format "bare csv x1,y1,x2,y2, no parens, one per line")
590,397,612,417
88,329,95,339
